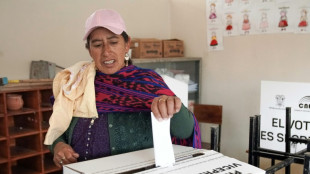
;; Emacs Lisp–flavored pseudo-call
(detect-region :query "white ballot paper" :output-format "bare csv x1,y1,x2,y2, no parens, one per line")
151,112,175,167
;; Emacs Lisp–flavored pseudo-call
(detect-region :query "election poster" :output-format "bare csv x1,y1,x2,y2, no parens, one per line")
260,81,310,152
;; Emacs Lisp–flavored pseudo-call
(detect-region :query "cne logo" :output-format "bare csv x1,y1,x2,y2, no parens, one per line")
298,96,310,109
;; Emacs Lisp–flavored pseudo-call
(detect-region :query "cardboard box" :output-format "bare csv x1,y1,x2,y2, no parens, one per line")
130,39,163,58
162,39,184,57
63,145,265,174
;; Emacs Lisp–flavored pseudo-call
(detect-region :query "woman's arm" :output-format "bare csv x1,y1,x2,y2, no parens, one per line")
48,119,79,167
170,104,194,139
48,133,67,154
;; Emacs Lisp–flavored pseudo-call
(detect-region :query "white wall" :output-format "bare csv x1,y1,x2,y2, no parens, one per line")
0,0,171,79
170,1,310,172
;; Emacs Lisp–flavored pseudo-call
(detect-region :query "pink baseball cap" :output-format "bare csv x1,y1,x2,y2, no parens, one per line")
83,9,127,40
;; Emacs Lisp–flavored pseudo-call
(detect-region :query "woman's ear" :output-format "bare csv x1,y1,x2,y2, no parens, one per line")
87,45,95,60
125,36,131,52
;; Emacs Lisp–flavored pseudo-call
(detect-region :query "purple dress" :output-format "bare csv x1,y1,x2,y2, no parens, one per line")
71,114,110,161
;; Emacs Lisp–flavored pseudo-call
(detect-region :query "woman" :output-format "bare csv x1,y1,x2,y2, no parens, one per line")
44,9,201,167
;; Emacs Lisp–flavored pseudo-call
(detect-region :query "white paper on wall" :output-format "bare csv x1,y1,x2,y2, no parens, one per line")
237,8,258,35
293,2,310,34
205,0,309,51
206,0,223,25
206,0,225,51
260,81,310,152
261,0,276,3
274,1,295,33
253,4,278,34
207,26,224,51
239,0,256,8
222,10,239,36
223,0,238,10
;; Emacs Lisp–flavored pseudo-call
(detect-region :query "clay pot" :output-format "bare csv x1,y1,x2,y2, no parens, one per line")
7,94,24,111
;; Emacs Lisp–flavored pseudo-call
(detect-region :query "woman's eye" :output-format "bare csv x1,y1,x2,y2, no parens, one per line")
93,44,102,48
110,41,118,45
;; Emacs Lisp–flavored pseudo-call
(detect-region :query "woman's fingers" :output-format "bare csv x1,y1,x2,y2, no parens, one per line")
173,96,181,113
151,95,181,121
64,149,79,163
151,97,162,121
54,154,65,168
158,96,169,119
53,142,79,167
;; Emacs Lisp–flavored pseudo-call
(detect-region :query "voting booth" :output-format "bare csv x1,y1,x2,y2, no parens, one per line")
248,81,310,174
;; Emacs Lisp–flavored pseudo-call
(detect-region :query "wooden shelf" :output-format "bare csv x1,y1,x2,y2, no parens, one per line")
0,84,54,174
12,166,41,174
43,148,50,154
0,136,6,141
10,146,40,160
0,163,9,174
46,170,62,174
41,122,49,131
9,127,39,138
44,154,61,173
41,106,53,112
44,165,62,174
6,108,37,116
0,157,8,164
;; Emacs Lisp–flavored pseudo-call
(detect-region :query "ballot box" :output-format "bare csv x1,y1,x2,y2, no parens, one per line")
63,145,265,174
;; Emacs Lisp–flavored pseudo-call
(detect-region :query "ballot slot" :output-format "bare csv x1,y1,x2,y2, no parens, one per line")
117,152,205,174
175,152,205,162
117,164,156,174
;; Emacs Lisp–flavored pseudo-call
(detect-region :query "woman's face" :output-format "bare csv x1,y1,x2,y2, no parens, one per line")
88,27,130,74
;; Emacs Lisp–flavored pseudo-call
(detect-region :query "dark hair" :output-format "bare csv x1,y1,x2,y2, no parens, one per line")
85,31,132,65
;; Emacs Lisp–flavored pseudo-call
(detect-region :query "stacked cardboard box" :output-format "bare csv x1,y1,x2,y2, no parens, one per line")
130,38,162,58
162,39,184,57
130,38,184,58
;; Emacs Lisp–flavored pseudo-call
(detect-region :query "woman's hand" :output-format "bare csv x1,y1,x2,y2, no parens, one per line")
151,95,181,121
53,142,79,167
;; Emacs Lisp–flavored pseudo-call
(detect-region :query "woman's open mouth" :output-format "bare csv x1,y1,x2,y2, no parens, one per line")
104,60,115,65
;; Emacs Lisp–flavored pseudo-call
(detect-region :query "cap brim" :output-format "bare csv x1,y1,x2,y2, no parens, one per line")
83,26,124,40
